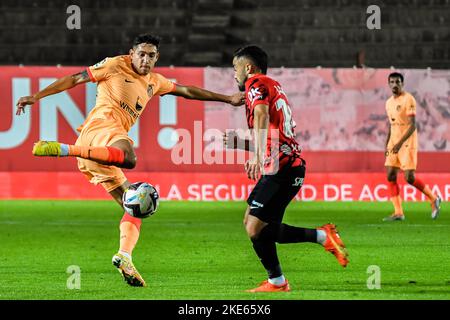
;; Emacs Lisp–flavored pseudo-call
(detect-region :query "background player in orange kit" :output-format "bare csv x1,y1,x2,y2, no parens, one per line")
228,46,348,292
15,34,244,287
383,72,442,221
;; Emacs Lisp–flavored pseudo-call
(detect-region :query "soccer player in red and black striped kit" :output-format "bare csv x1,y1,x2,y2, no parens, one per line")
226,46,349,292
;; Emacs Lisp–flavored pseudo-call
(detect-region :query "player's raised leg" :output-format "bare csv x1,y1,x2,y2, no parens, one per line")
109,181,146,287
32,139,137,169
245,180,349,293
244,209,349,292
404,170,442,219
384,166,405,221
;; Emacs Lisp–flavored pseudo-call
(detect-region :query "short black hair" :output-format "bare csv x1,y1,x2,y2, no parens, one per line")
133,34,161,50
388,72,404,83
233,45,268,74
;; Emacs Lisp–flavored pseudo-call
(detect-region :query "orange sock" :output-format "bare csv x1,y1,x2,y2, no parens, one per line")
388,180,403,214
68,145,124,165
119,213,142,255
390,195,404,215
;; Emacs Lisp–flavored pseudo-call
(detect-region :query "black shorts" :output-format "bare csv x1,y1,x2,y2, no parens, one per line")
247,162,306,224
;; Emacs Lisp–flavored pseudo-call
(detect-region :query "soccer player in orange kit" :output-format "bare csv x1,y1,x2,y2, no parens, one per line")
383,72,442,221
15,34,244,287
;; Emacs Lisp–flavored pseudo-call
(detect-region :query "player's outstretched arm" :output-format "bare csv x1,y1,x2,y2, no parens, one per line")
170,85,245,106
16,70,91,115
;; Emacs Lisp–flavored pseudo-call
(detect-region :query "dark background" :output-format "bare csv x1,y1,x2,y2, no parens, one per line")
1,0,449,68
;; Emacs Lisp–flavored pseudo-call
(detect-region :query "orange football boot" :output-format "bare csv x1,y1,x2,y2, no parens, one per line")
318,223,349,267
246,280,290,293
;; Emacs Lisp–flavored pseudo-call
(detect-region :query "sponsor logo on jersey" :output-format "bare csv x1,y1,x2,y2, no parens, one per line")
247,86,267,103
250,200,264,209
280,144,292,155
292,177,304,187
135,97,143,111
120,100,139,120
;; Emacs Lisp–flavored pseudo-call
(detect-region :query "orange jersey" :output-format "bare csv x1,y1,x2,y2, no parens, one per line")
80,55,176,132
385,91,417,149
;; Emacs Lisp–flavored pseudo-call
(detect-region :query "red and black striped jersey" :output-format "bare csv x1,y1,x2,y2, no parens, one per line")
244,74,303,172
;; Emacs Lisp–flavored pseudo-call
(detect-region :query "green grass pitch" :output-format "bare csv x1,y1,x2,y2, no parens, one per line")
0,200,449,300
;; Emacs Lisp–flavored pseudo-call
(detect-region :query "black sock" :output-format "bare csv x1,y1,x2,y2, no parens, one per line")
258,223,317,244
278,223,317,244
251,237,282,279
250,223,317,279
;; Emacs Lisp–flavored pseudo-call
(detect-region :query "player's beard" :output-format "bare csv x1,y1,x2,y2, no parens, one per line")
237,76,247,92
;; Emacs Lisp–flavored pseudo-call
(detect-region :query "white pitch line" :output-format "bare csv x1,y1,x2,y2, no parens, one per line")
363,224,449,227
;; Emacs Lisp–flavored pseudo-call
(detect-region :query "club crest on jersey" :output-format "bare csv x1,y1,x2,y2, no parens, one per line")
135,97,143,111
147,85,154,98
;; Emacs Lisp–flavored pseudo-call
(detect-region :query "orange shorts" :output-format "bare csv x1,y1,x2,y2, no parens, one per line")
75,118,133,192
384,144,417,171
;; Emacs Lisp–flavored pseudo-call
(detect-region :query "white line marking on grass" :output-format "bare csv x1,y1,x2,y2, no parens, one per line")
364,224,449,227
0,220,115,225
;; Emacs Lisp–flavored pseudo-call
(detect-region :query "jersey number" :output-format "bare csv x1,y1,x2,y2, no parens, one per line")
275,98,295,138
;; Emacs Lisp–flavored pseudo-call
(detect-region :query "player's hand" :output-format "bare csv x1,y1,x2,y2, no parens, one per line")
16,95,37,115
223,131,239,149
229,92,245,106
392,143,402,154
245,158,262,181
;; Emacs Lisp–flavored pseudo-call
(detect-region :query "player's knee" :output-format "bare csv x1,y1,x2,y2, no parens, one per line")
246,224,261,240
123,153,137,169
405,173,415,184
249,233,260,243
387,173,397,182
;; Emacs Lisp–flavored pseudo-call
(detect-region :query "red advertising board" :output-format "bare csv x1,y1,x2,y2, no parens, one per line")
0,66,205,172
1,66,449,200
1,172,449,202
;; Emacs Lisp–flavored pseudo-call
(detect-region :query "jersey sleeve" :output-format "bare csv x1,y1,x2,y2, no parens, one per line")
153,73,176,96
407,94,417,116
249,81,270,108
86,57,116,83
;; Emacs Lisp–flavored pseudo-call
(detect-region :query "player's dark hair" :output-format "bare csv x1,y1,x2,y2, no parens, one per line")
233,45,268,74
133,34,161,50
388,72,404,83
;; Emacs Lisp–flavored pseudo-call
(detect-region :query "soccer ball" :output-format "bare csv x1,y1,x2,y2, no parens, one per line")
122,182,159,219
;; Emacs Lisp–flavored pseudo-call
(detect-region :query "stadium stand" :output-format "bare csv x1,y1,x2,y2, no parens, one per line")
0,0,448,67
